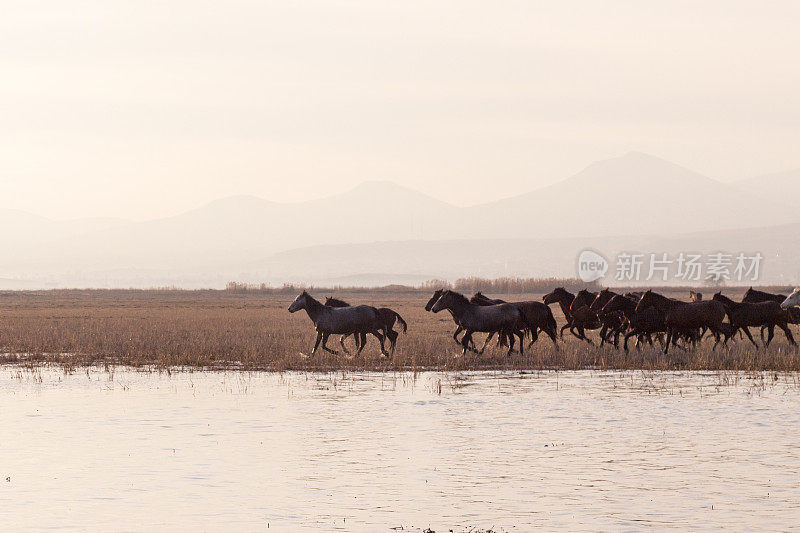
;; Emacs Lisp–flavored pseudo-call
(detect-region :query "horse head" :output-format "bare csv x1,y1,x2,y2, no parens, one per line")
543,287,568,305
424,289,444,311
430,290,453,313
781,288,800,309
590,288,613,312
288,291,310,313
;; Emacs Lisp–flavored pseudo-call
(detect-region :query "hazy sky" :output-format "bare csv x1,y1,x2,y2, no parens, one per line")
2,0,799,220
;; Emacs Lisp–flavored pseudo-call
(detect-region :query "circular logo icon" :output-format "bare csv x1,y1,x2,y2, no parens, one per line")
577,249,608,282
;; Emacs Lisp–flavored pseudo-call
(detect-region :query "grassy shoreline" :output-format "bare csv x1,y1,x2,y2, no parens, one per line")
0,288,797,372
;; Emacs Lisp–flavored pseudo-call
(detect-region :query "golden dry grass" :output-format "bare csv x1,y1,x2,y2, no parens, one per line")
0,288,797,371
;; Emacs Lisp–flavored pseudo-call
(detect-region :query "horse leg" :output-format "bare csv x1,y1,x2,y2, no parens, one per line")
321,333,339,355
779,322,796,346
506,330,516,356
453,326,463,345
311,331,323,355
664,329,672,354
741,327,758,348
623,331,635,352
387,329,398,354
357,332,367,353
560,322,571,339
371,329,388,356
578,326,594,345
461,331,473,356
765,325,775,348
496,331,507,348
598,325,608,347
479,332,494,354
515,330,525,355
544,326,558,348
527,328,539,348
760,325,769,343
339,334,352,355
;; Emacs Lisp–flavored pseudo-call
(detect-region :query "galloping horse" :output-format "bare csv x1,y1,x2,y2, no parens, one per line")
288,291,388,356
636,290,726,354
713,292,796,347
744,287,800,340
425,289,473,350
601,294,666,352
431,290,525,356
470,292,558,348
325,297,407,354
589,288,626,347
542,288,600,343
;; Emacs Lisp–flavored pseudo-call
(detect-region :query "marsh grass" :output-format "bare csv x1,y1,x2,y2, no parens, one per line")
0,288,798,371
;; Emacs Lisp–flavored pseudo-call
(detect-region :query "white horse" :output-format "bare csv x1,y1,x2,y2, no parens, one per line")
781,288,800,309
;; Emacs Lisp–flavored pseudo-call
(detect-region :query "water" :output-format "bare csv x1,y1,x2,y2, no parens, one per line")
1,367,799,532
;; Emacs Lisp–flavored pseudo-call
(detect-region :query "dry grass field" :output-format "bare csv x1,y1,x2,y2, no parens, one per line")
0,287,798,371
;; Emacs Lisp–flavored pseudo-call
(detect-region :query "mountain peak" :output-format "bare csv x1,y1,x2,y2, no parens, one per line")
569,151,712,188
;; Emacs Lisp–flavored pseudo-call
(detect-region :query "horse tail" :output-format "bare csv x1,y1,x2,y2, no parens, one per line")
393,311,408,333
546,306,557,334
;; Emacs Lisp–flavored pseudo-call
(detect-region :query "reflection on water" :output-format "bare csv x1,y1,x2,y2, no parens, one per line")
1,367,799,532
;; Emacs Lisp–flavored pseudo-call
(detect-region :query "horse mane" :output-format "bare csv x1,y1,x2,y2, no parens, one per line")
444,290,471,307
470,292,491,304
325,297,350,307
713,292,736,305
746,287,781,298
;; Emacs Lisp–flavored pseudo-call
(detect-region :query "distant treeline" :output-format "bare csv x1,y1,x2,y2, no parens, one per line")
224,277,601,295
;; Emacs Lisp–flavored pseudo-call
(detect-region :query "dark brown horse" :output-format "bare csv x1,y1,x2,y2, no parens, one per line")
636,290,726,354
288,291,388,356
431,290,525,356
601,294,666,352
425,289,474,350
713,292,796,347
743,287,800,340
325,297,407,354
742,287,786,304
471,292,558,348
589,288,626,347
570,289,602,344
542,288,600,343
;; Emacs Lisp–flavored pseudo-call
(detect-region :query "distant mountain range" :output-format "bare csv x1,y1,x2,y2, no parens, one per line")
733,169,800,208
1,152,798,288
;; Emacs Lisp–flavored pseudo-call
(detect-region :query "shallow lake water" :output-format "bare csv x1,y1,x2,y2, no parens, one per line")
1,367,799,532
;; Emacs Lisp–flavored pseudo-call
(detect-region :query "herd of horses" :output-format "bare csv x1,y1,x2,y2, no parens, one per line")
288,287,800,357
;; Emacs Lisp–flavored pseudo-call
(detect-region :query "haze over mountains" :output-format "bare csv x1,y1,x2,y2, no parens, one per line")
2,152,798,288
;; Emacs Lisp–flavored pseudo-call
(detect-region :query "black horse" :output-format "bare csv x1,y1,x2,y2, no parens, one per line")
288,291,388,356
589,288,627,347
425,289,475,350
325,297,407,354
601,294,666,352
470,292,558,348
431,290,525,356
543,287,600,343
636,290,726,354
742,287,800,340
713,292,796,347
